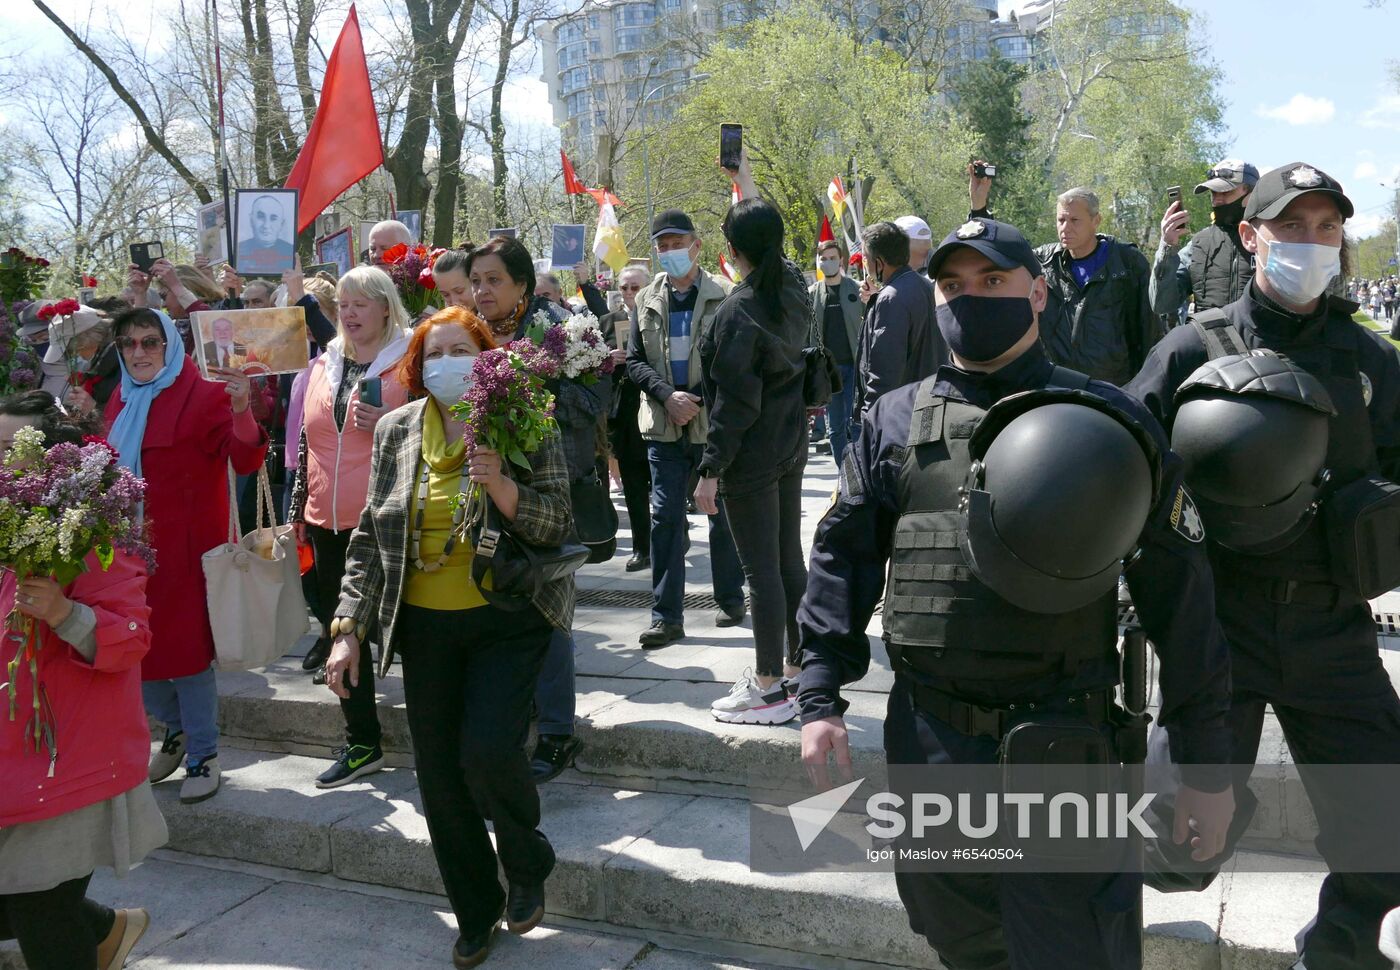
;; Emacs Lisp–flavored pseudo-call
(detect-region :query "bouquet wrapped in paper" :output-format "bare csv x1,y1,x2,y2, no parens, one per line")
0,428,154,769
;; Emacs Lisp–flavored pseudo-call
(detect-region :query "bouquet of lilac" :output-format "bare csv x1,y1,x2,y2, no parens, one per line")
0,426,155,768
449,338,558,527
0,302,41,395
524,310,617,384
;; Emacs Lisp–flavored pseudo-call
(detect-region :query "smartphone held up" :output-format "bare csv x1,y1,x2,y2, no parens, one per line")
720,123,743,171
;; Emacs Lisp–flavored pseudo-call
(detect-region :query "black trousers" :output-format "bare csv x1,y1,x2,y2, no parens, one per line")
1150,584,1400,970
884,679,1142,970
610,383,651,558
0,873,114,970
307,524,381,748
397,603,556,938
722,462,808,677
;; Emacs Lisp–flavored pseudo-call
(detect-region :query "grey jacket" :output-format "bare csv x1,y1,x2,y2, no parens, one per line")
854,264,944,416
807,275,863,359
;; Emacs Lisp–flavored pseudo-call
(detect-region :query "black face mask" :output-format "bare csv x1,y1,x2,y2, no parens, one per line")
1213,197,1246,228
935,295,1035,363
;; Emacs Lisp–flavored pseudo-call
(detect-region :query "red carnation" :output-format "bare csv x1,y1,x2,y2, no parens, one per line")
52,298,80,316
36,258,49,268
83,276,98,288
37,303,58,321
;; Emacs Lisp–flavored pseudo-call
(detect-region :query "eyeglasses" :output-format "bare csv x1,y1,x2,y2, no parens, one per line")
116,336,166,353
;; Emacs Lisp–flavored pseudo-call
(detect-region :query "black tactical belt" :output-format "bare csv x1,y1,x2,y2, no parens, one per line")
1231,575,1341,609
905,679,1115,742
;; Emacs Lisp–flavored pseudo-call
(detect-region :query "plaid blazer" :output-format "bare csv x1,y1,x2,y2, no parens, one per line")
336,397,576,678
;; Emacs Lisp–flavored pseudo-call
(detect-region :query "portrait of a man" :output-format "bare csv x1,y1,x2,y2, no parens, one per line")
202,316,248,369
236,188,298,276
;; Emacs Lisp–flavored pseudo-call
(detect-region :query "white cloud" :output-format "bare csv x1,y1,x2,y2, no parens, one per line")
1349,212,1387,239
501,77,557,128
1359,94,1400,131
1256,94,1337,126
1355,161,1380,181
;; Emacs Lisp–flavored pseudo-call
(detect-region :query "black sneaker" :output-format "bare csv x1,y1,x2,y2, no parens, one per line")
452,903,504,969
315,744,385,788
530,734,582,784
506,882,545,934
302,636,331,671
638,621,684,648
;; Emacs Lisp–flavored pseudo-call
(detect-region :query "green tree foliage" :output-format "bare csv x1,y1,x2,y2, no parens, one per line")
1354,222,1398,279
617,0,979,270
950,47,1049,238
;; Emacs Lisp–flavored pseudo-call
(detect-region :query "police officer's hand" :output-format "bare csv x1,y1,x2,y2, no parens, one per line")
665,391,701,426
801,716,853,791
1173,784,1235,862
1161,201,1191,248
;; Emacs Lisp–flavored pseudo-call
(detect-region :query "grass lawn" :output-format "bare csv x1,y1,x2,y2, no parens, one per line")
1354,312,1400,352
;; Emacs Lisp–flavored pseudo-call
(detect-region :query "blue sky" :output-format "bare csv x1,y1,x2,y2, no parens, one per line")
1003,0,1400,238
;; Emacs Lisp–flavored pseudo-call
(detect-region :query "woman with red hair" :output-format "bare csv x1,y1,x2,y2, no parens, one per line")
327,307,574,968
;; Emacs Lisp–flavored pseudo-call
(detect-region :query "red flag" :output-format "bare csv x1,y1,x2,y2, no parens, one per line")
818,215,835,244
284,6,383,233
585,186,623,208
561,150,587,196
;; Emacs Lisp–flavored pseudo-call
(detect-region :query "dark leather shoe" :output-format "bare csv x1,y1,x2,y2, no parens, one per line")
715,603,746,627
638,621,684,648
531,734,582,784
505,882,545,935
625,552,651,572
302,636,331,671
452,905,503,968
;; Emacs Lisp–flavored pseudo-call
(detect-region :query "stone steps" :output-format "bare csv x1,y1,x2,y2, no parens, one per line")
126,746,1319,970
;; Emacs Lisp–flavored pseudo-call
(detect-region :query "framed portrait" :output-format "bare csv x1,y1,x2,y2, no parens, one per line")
550,224,586,270
197,200,229,264
191,306,311,378
233,188,298,277
360,222,377,259
315,210,342,238
396,210,422,243
315,226,354,280
487,227,517,240
304,262,340,282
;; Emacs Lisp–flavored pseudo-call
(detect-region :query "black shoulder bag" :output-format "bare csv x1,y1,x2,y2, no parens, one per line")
803,284,843,407
470,496,589,612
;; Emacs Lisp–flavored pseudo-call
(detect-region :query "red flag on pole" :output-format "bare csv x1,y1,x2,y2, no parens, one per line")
284,5,383,234
585,186,623,208
818,214,835,244
561,150,587,196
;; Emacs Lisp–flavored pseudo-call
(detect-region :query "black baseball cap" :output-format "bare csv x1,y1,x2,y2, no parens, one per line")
1243,162,1354,222
927,218,1043,280
650,209,697,240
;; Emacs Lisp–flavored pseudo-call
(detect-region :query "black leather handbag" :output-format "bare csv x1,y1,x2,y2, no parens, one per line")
570,472,619,564
802,345,842,408
470,498,589,612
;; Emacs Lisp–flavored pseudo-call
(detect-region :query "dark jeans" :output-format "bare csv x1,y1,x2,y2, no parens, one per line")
610,384,652,558
647,439,745,626
397,603,556,938
827,363,857,467
885,679,1141,970
307,524,381,749
723,462,808,677
0,873,114,970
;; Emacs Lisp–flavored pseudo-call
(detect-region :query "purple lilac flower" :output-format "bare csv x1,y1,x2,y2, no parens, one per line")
9,368,36,389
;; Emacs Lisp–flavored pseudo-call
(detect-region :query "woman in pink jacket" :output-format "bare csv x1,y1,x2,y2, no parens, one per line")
0,392,165,970
290,266,411,789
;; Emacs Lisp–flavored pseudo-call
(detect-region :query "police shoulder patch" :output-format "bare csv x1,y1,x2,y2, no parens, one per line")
1169,487,1205,543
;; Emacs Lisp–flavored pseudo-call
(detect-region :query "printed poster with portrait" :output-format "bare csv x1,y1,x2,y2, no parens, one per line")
234,188,298,277
396,210,422,243
197,200,228,264
550,224,586,270
191,307,310,379
316,226,354,280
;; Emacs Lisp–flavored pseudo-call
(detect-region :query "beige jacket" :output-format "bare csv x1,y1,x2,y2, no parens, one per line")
627,269,733,444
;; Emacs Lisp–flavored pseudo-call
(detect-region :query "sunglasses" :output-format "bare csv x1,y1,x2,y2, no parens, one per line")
116,335,167,353
1207,168,1245,181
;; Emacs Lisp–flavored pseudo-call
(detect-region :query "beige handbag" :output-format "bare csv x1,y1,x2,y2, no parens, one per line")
202,465,309,671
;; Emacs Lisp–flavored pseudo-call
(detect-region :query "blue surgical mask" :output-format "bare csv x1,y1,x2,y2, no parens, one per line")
423,355,476,406
658,247,694,280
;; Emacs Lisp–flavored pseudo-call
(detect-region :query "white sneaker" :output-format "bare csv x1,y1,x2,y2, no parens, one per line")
711,669,797,725
179,756,221,804
148,730,185,783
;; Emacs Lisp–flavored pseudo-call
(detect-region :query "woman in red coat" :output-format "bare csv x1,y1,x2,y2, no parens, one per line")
0,392,165,970
105,308,268,805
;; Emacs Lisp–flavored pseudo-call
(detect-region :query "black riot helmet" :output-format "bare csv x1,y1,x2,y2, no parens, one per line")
960,390,1161,614
1171,351,1335,554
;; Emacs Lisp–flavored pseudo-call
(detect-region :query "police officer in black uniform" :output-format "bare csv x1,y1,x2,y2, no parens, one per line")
1127,163,1400,970
797,217,1236,970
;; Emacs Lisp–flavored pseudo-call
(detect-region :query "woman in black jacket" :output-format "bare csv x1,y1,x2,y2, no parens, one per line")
694,197,809,725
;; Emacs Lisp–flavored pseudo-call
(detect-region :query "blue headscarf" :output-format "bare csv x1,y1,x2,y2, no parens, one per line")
109,309,184,476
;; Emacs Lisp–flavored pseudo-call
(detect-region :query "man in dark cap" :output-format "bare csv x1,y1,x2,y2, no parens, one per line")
799,216,1236,970
625,209,745,649
1152,159,1261,321
1127,162,1400,970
